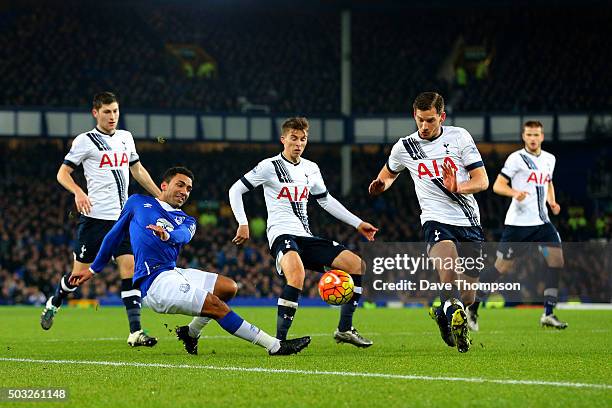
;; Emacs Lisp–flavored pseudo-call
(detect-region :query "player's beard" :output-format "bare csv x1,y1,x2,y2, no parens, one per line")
173,194,185,208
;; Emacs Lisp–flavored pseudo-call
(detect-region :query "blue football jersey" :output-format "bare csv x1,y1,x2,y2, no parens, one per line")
90,194,196,296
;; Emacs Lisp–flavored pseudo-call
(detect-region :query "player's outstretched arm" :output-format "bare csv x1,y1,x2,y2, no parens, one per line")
316,193,378,241
70,199,134,286
130,161,162,197
229,180,251,245
492,174,528,201
547,181,561,215
368,165,399,196
57,163,92,215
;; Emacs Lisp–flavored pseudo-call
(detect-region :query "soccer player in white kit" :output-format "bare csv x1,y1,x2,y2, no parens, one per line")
369,92,489,353
40,92,162,347
229,117,378,347
467,121,567,330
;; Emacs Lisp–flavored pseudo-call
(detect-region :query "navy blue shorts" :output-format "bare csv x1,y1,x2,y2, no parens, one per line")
422,221,484,277
270,234,347,275
497,223,562,260
423,221,484,245
73,215,132,264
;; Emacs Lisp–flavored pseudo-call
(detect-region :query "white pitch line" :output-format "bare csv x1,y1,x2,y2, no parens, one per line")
0,358,610,390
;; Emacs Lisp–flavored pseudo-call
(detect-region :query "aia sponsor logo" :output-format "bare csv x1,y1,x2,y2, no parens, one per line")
277,186,309,201
99,152,129,168
417,157,458,179
526,172,551,185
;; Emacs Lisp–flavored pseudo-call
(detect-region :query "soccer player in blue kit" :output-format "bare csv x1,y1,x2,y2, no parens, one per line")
70,167,310,356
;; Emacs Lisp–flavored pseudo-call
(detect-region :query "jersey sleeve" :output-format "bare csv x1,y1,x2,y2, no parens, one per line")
167,216,197,245
500,153,520,180
127,132,140,165
309,164,328,199
386,140,406,174
240,160,271,191
90,196,136,273
316,193,362,228
63,134,90,168
459,129,484,171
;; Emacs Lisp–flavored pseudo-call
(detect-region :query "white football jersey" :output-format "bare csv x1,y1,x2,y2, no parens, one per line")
387,126,484,227
500,148,555,226
63,128,139,220
240,154,328,246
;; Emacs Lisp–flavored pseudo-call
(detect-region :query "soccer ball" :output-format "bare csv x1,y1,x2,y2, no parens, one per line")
318,270,354,306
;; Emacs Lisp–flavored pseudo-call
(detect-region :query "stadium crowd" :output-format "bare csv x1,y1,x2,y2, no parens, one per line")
0,4,610,113
1,141,609,305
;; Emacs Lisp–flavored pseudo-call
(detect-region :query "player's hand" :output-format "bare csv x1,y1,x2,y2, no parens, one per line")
357,222,378,241
75,191,93,215
69,269,94,286
232,224,250,245
549,201,561,215
442,163,458,193
146,224,170,241
513,191,529,202
368,178,386,196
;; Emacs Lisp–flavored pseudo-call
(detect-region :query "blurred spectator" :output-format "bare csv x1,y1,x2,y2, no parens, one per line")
0,4,609,114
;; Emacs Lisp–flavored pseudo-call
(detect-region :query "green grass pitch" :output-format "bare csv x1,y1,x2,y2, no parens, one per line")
0,306,610,407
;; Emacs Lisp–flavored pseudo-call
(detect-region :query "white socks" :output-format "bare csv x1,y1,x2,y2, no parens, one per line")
234,321,281,353
188,317,211,338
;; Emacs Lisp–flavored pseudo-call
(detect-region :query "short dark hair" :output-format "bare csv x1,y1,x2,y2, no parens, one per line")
413,92,445,114
162,166,194,183
281,117,309,136
523,120,544,131
93,92,118,110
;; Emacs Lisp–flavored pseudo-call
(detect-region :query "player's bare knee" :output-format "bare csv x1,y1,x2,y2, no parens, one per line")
72,262,89,275
336,252,365,275
498,264,511,274
280,252,305,288
495,259,512,275
228,279,238,299
360,259,366,275
116,255,135,276
461,291,475,306
343,257,363,275
215,276,238,302
547,257,564,268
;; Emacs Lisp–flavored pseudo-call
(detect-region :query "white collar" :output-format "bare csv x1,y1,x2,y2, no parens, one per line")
523,148,541,157
156,198,182,212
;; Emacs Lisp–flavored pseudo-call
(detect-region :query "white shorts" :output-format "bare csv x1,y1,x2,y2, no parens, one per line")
143,267,218,316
